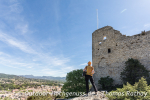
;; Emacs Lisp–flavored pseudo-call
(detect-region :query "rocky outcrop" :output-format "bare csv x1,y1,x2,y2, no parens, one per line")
68,91,109,100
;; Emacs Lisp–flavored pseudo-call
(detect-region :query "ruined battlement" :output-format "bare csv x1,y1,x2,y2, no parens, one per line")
92,26,150,89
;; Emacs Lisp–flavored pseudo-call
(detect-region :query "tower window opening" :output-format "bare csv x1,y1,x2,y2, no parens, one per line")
99,42,102,45
108,48,111,53
103,36,107,40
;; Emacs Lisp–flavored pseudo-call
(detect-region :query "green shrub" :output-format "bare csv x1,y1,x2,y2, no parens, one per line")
28,90,33,92
106,77,150,100
112,84,123,91
98,76,114,91
27,93,60,100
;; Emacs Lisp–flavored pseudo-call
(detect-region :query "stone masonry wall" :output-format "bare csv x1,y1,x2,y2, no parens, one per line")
92,26,150,89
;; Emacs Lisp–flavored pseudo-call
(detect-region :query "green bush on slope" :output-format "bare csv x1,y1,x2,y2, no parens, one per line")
106,77,150,100
98,76,114,91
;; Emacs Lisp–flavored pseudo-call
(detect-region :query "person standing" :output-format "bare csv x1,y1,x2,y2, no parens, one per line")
83,61,98,95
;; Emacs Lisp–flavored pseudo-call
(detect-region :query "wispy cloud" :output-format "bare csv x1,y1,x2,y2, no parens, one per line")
0,52,33,69
79,63,87,66
15,24,29,34
0,30,74,76
0,49,73,77
144,23,150,28
0,31,36,54
121,9,127,13
0,0,74,77
9,3,23,13
41,66,74,77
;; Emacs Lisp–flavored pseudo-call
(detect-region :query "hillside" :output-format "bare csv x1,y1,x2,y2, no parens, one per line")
20,75,66,82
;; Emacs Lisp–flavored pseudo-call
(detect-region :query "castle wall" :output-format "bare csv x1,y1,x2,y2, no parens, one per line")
92,26,150,89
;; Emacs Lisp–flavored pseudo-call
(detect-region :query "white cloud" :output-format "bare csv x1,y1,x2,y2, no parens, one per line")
0,29,73,77
0,0,75,77
41,66,74,77
0,31,36,54
79,63,87,66
144,23,150,28
9,3,23,13
0,31,73,76
0,52,32,68
121,9,127,13
0,52,11,57
15,24,28,34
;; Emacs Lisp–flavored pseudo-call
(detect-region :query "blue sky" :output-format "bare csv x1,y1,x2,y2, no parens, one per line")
0,0,150,77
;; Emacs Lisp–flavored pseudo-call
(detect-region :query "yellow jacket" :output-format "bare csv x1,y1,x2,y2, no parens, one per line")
85,66,94,76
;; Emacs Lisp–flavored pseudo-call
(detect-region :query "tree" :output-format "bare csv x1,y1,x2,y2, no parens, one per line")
120,58,149,85
98,76,114,91
61,69,87,98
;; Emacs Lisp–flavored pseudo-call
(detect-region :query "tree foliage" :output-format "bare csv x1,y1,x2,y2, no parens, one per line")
98,76,114,91
61,69,87,98
120,58,149,85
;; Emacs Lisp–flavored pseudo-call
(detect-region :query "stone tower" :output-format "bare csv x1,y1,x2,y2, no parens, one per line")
92,26,150,89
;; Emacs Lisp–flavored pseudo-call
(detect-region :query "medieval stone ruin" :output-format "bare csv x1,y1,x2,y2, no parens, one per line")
92,26,150,89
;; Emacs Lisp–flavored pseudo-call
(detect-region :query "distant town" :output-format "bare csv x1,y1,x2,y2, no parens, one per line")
0,85,63,100
0,73,65,100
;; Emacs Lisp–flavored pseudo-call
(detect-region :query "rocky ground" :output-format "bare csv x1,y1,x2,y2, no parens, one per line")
57,91,109,100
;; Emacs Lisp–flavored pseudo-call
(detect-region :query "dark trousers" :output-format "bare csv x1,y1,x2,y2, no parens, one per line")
85,75,97,93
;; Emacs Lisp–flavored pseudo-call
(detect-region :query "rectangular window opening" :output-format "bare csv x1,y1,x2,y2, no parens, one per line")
108,48,111,53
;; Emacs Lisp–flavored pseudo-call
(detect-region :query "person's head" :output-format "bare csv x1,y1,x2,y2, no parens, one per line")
88,61,91,66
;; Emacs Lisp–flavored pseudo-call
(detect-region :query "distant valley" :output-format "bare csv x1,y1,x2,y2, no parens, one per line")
0,73,64,99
